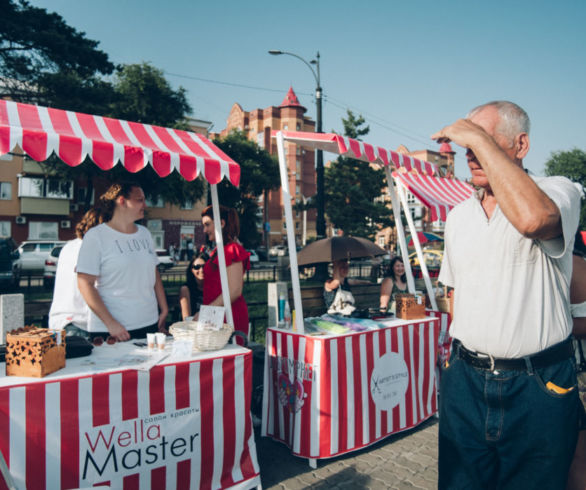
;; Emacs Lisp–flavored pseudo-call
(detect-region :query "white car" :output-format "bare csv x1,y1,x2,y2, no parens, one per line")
156,249,175,270
248,250,259,266
15,240,66,274
43,244,65,289
268,245,287,260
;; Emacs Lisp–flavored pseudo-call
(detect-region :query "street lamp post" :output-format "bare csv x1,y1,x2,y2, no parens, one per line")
268,50,326,240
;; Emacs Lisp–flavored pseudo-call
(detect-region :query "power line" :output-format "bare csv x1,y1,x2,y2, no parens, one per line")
162,68,431,147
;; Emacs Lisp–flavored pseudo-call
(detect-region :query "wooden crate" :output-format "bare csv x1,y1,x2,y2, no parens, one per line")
395,294,426,320
6,326,66,377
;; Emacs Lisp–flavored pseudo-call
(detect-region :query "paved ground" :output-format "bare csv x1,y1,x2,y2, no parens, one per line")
254,417,439,489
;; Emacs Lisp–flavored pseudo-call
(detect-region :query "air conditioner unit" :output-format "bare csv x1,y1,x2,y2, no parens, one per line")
70,203,79,212
60,220,71,229
15,216,26,225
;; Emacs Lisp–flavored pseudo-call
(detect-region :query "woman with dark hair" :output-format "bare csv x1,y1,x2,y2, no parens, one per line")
179,247,208,320
379,256,408,312
199,205,250,341
77,182,168,342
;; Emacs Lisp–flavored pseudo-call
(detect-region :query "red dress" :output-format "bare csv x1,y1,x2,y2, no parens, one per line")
203,242,250,342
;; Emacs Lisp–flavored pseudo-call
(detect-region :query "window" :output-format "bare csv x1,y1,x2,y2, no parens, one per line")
77,187,95,205
0,182,11,200
45,179,73,199
29,221,58,239
19,177,73,199
296,123,301,131
146,196,165,208
181,200,193,210
0,221,10,237
19,177,44,197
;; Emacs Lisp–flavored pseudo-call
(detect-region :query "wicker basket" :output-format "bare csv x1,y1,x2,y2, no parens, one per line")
169,321,234,352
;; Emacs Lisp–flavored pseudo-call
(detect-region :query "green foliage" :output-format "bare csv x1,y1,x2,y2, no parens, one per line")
213,130,280,248
0,0,115,111
109,63,192,128
38,62,202,208
544,148,586,230
325,110,393,238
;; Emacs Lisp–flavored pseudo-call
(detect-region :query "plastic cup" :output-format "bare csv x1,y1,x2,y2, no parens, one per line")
155,332,166,351
146,333,156,351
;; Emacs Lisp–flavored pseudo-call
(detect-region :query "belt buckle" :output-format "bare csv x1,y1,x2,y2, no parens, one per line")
488,354,499,374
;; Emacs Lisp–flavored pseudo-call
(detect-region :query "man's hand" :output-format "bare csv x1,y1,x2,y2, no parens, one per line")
107,320,131,342
431,118,492,150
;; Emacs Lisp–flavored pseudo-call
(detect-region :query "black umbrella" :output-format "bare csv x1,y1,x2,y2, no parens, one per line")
296,236,386,266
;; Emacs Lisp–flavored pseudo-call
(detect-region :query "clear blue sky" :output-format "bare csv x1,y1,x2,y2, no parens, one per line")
28,0,586,179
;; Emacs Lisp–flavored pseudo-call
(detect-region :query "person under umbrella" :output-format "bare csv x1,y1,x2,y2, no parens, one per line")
324,258,371,315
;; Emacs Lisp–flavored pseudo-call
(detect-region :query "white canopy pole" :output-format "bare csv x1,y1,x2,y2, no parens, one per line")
276,131,304,333
396,181,438,311
210,184,235,328
384,166,416,294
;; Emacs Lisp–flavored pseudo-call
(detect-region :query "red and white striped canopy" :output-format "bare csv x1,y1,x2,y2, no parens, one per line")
0,100,240,186
275,130,438,175
393,172,474,222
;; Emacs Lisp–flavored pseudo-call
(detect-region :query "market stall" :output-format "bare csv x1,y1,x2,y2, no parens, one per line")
0,342,260,490
0,99,260,488
261,130,470,465
261,316,439,462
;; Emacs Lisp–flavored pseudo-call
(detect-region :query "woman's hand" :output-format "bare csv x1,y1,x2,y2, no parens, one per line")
157,311,168,334
107,320,131,342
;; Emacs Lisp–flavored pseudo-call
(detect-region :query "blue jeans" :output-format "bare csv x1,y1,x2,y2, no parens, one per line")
439,344,579,490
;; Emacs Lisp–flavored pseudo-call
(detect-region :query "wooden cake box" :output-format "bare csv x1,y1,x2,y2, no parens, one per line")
6,326,66,377
395,293,426,320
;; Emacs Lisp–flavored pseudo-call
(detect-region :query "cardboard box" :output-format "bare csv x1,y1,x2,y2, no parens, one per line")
6,326,66,377
395,294,426,320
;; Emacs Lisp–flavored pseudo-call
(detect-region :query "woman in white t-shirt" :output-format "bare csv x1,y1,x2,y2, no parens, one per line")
77,182,169,342
48,208,102,338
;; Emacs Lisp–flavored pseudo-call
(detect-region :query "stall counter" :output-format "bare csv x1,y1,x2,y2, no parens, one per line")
261,316,440,463
0,341,261,490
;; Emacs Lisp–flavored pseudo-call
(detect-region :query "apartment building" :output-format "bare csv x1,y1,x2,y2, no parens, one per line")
216,87,317,247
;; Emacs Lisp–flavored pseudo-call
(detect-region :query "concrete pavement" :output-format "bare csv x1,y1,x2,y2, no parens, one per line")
255,417,439,489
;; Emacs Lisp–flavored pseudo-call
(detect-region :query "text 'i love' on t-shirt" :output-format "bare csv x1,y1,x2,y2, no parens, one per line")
76,223,159,333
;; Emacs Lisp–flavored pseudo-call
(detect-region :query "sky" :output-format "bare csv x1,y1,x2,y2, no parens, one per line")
28,0,586,179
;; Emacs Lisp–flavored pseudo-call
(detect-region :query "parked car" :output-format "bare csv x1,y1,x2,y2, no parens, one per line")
0,238,19,288
256,246,268,261
408,249,443,269
43,244,65,289
156,249,175,271
14,240,65,275
268,245,287,260
248,250,259,267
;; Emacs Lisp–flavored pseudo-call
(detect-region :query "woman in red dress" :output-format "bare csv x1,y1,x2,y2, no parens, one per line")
200,205,250,343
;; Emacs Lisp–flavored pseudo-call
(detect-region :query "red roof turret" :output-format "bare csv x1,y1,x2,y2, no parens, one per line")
439,142,455,154
280,86,305,111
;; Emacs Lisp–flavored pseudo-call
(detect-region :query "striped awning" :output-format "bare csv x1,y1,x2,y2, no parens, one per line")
393,172,474,222
275,130,438,175
0,100,240,186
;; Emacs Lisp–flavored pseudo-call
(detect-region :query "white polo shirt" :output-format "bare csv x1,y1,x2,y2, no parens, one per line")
439,176,581,358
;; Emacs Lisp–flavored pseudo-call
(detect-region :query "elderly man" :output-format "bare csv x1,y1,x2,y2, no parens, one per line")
432,101,581,489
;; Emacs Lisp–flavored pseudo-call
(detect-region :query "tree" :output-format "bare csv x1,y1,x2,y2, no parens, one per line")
213,130,280,248
0,0,116,113
39,62,204,209
544,148,586,230
325,111,393,238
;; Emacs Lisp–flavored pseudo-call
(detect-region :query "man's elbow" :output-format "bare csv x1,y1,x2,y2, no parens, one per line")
519,212,562,240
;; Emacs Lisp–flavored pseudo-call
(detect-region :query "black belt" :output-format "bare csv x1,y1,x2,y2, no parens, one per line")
453,338,574,372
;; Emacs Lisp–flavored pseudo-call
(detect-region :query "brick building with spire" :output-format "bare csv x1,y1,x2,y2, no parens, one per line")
217,87,317,247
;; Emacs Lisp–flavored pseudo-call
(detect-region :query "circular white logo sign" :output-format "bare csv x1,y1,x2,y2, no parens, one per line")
370,352,409,411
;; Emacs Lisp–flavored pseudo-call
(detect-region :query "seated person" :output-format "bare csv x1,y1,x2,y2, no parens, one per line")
379,256,408,313
179,248,208,320
324,258,370,315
